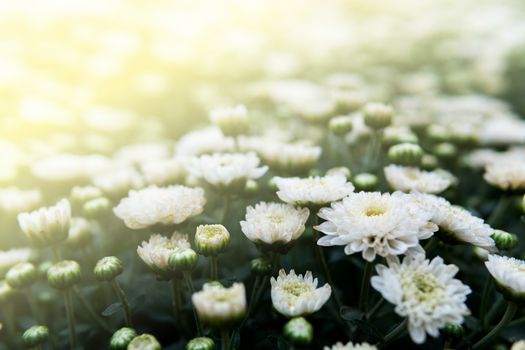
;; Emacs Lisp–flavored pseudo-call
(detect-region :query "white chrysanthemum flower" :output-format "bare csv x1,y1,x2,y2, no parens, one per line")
31,154,113,182
65,217,92,248
0,248,32,276
371,254,471,344
485,255,525,301
411,193,494,249
70,185,103,206
484,159,525,191
18,199,71,247
384,165,454,194
137,233,190,274
274,175,354,207
478,118,525,145
175,127,234,156
192,282,247,327
0,187,42,214
271,269,331,318
140,158,186,186
209,105,249,136
92,167,145,199
511,340,525,350
238,136,321,174
240,202,309,249
187,152,267,190
324,342,377,350
113,185,205,229
114,143,170,165
316,192,437,262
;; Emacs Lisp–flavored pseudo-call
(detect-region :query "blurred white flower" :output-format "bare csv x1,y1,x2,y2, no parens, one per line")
140,158,187,186
271,269,331,318
484,158,525,191
240,202,309,247
176,127,234,156
412,193,495,249
384,165,454,194
187,152,267,190
0,248,32,276
274,174,354,207
209,104,249,136
192,282,247,327
478,118,525,145
485,255,525,301
65,217,92,248
371,254,471,344
511,340,525,350
115,143,171,165
32,154,113,182
113,185,205,229
316,192,437,262
70,185,103,206
0,187,42,214
137,233,190,274
324,342,377,350
92,167,145,199
18,199,71,247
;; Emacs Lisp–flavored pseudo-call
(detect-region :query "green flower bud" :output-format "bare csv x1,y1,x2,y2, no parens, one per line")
168,249,198,272
332,90,365,114
185,337,215,350
363,102,393,129
433,142,457,160
47,260,81,290
283,317,313,345
37,261,53,279
326,166,351,179
441,323,464,341
492,230,518,251
82,197,111,219
382,127,418,147
426,124,451,143
329,116,353,136
388,143,423,166
0,280,15,304
243,179,259,196
250,258,272,276
194,225,230,256
94,256,123,282
421,154,439,171
353,173,378,191
128,334,161,350
110,327,137,350
267,177,278,192
22,325,49,348
6,262,37,289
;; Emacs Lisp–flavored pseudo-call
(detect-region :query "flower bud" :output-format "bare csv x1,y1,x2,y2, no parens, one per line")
283,317,313,345
433,142,457,160
363,102,393,129
426,124,451,143
332,90,365,114
82,197,111,218
329,116,353,136
192,282,246,329
441,323,464,341
421,154,439,171
6,262,37,289
185,337,215,350
110,327,137,350
169,249,198,272
128,334,161,350
473,247,489,261
492,230,518,251
22,325,49,348
251,258,272,276
209,105,249,137
94,256,123,282
326,166,351,179
0,280,15,304
194,225,230,256
388,143,423,166
47,260,81,290
353,173,378,191
243,179,259,196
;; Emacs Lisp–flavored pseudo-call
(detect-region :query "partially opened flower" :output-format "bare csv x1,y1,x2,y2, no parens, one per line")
192,282,246,329
324,342,377,350
384,165,454,194
137,233,190,276
485,255,525,302
240,202,309,252
315,192,437,262
371,254,471,344
484,159,525,191
271,269,331,318
187,152,268,192
274,174,354,208
18,199,71,247
113,185,205,229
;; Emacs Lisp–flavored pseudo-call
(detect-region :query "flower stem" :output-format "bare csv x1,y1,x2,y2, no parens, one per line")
479,276,493,329
221,329,231,350
359,261,374,312
72,287,112,333
222,195,231,224
24,288,44,324
210,255,219,280
183,271,202,336
63,290,77,350
487,196,510,227
50,245,62,262
473,302,518,349
111,279,132,327
366,297,385,320
381,319,407,347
